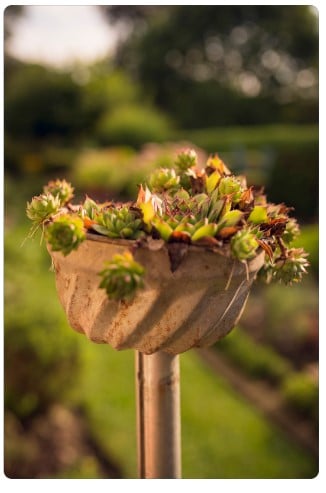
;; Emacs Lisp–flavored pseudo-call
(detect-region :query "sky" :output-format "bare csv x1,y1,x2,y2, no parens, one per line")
5,5,120,68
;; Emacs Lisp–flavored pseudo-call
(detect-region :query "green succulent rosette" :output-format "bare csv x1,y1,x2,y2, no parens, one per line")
282,218,301,245
148,168,180,193
81,196,101,220
26,193,61,225
231,229,259,261
45,214,86,256
174,149,198,171
217,176,243,204
260,248,309,285
43,179,74,206
99,251,145,301
92,207,144,239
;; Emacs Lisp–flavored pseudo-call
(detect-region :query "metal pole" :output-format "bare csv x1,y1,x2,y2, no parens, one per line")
135,350,181,479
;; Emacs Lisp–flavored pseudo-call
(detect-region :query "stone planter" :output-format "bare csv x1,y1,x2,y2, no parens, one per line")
49,233,264,355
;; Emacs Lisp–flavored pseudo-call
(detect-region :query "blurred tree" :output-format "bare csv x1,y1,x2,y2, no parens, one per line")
102,5,318,128
5,64,86,140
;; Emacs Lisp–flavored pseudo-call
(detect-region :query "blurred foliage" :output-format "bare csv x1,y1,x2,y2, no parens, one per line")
72,146,136,199
4,225,81,419
216,327,292,384
266,145,318,221
281,369,318,420
5,63,86,140
105,5,318,128
71,142,206,201
80,65,140,115
293,224,318,276
95,104,172,148
216,323,318,420
263,279,318,361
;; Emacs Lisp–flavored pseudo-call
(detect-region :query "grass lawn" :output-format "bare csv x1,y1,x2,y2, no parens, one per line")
71,338,317,479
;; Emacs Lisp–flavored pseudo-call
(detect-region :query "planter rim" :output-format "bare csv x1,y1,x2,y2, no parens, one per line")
84,232,253,261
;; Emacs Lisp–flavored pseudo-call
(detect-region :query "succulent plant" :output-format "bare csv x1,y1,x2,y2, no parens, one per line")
99,251,145,301
260,248,309,285
45,214,86,256
231,229,259,261
248,205,268,225
26,148,309,300
205,154,231,176
26,193,61,225
282,217,301,245
92,207,144,239
191,221,218,242
217,176,244,204
81,196,101,220
151,216,176,241
43,179,74,206
148,168,180,193
174,149,198,171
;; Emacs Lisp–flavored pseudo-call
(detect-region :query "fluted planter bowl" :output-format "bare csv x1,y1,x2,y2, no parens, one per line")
48,233,264,355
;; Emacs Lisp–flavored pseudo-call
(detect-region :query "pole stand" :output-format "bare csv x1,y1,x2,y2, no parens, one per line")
136,350,181,479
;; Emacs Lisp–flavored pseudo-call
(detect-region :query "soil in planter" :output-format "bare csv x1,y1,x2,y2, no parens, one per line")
4,404,123,479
